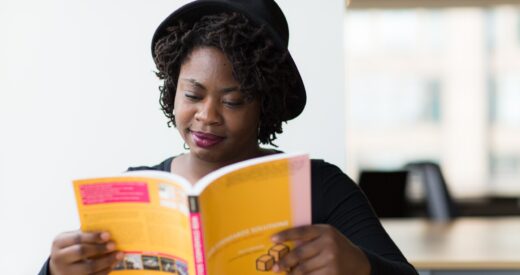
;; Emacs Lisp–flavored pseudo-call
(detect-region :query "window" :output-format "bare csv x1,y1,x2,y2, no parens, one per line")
345,5,520,197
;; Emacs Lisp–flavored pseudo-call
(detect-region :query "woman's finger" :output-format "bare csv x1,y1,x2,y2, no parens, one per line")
272,225,322,243
288,254,329,275
66,251,123,274
274,237,322,272
54,242,117,263
53,231,111,250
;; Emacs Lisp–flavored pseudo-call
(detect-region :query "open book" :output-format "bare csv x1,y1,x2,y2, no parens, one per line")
73,152,311,275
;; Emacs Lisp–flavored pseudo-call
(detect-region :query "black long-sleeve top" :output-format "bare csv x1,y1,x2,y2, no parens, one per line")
38,157,417,275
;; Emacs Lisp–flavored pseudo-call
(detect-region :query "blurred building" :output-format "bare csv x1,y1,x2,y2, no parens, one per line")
345,5,520,197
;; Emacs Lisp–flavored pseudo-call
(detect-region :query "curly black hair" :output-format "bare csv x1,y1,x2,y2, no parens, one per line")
153,12,299,145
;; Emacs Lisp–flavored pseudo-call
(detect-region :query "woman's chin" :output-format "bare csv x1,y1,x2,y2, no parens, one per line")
190,147,227,163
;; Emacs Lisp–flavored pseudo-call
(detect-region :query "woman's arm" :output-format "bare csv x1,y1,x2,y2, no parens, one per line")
271,160,418,275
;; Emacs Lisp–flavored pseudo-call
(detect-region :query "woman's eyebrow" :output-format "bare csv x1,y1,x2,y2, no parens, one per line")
182,78,206,90
181,78,240,93
221,86,240,93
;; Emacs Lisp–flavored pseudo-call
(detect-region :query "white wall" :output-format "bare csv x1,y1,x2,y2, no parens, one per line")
0,0,346,273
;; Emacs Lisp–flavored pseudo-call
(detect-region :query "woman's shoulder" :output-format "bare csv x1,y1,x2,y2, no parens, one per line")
127,156,175,172
310,158,355,184
309,158,359,199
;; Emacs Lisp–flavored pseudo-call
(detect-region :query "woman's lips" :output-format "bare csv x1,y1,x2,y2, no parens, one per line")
191,131,225,148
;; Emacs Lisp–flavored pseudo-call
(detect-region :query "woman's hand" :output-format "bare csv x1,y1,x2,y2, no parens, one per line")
49,231,123,275
271,224,371,275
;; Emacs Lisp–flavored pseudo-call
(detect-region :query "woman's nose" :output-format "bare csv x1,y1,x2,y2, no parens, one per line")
194,99,222,125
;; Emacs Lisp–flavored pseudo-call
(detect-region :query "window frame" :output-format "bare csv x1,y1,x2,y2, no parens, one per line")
347,0,520,9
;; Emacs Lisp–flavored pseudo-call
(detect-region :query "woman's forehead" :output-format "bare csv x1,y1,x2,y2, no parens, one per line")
179,47,238,83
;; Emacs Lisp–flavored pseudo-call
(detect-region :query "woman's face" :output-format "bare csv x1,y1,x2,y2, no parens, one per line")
174,46,261,164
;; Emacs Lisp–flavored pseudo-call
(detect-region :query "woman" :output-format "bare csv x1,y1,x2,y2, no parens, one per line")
40,0,418,274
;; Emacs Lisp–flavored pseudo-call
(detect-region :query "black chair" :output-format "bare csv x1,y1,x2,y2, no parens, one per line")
405,161,458,221
359,170,409,218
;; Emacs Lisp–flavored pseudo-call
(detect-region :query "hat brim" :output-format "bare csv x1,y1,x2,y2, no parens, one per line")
151,0,306,120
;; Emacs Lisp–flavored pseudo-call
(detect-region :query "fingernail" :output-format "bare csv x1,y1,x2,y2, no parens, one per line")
271,235,280,242
116,252,124,260
106,242,116,251
272,264,280,272
101,232,110,241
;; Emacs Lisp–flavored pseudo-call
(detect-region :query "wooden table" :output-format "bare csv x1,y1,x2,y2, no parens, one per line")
382,218,520,275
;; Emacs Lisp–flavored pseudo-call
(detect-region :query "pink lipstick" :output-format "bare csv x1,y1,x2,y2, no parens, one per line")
191,131,224,148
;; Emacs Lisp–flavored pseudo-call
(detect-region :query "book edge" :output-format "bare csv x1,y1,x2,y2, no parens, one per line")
122,170,193,192
192,151,308,195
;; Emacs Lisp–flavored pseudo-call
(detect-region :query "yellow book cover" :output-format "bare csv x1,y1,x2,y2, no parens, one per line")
73,152,311,275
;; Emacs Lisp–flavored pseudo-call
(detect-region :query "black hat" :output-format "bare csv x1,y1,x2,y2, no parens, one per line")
151,0,306,120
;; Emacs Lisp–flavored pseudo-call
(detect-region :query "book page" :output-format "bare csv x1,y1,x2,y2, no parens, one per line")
73,175,195,275
197,154,311,274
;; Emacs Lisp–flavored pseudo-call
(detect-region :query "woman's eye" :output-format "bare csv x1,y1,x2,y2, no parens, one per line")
184,93,201,101
223,100,244,107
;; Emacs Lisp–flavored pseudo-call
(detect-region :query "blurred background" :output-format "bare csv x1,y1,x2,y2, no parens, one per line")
344,0,520,219
345,4,520,272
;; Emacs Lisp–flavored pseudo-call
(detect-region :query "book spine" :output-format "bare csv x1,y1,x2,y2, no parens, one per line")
189,196,207,275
